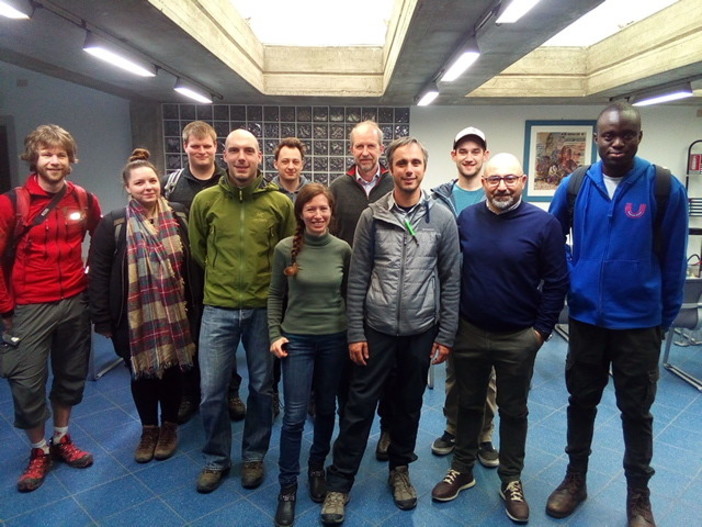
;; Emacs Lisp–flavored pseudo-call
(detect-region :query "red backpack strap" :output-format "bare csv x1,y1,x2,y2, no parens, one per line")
9,187,31,244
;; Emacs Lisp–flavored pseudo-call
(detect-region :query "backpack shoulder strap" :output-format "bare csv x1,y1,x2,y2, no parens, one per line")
163,169,184,200
9,187,31,243
652,164,672,257
566,165,590,230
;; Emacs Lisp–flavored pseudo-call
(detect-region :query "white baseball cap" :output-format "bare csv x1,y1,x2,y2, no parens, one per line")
453,126,487,149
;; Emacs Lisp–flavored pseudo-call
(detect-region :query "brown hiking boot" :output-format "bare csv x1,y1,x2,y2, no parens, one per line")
627,487,656,527
546,471,587,518
134,426,160,463
154,422,178,460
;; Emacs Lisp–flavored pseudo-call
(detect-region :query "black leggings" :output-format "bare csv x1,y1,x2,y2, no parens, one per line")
130,366,182,426
112,324,183,427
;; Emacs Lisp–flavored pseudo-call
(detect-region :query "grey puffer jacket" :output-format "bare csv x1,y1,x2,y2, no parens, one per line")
346,191,460,347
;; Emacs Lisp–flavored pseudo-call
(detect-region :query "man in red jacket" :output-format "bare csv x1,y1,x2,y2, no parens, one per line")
0,124,101,492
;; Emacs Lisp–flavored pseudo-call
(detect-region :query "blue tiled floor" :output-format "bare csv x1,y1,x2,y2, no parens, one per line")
0,334,700,526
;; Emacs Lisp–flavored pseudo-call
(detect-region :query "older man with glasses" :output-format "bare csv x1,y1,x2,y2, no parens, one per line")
431,153,568,524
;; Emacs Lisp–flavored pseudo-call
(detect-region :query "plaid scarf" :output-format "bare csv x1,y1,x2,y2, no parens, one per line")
126,197,195,379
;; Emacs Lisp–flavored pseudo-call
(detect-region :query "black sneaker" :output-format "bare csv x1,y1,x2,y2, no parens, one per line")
477,441,499,468
500,480,529,523
177,398,197,424
431,431,455,456
431,468,475,502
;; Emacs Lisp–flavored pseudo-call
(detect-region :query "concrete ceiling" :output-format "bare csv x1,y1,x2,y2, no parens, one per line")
0,0,700,106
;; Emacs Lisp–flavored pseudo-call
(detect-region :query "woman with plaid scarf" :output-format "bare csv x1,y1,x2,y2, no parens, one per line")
88,148,201,464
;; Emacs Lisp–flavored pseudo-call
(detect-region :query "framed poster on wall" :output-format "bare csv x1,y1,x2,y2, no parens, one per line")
523,120,596,201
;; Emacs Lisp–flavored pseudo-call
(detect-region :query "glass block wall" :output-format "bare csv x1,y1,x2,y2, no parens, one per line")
162,104,410,185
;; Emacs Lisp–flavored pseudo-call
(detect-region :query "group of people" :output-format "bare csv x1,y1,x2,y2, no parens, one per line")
0,101,688,527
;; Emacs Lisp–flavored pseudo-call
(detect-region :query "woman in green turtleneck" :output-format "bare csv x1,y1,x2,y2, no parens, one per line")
268,183,351,527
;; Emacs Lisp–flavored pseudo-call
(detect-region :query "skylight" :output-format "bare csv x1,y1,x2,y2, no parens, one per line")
543,0,678,47
230,0,395,46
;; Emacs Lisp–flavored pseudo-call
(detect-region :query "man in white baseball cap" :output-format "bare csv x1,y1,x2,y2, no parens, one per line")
430,125,499,471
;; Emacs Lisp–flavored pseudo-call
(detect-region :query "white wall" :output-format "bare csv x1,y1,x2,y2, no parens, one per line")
0,61,132,214
411,104,702,192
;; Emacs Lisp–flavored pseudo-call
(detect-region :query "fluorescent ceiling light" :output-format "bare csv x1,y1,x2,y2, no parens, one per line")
174,79,213,104
632,83,693,107
544,0,677,47
441,50,480,82
416,83,439,106
83,32,156,78
496,0,541,24
0,0,32,19
230,0,394,46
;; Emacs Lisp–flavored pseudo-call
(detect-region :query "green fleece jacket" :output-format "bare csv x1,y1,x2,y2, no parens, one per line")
189,171,295,308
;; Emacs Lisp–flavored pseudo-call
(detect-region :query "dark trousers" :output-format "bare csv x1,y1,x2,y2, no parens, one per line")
326,325,436,493
113,324,183,427
565,319,662,489
452,319,540,483
131,366,182,426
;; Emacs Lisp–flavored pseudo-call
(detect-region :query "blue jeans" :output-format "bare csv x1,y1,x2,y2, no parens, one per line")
199,306,273,470
279,331,347,488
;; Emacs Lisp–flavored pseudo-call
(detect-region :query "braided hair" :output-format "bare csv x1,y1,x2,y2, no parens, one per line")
283,182,335,276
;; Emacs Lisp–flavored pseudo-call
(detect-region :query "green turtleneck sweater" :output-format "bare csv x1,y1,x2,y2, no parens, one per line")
268,231,352,342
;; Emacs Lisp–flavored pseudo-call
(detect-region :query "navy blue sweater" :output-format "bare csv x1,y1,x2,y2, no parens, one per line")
458,201,568,337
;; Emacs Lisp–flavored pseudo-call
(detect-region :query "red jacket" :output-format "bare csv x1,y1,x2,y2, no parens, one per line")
0,174,102,315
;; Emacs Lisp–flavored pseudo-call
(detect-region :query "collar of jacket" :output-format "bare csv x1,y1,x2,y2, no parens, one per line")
219,170,275,200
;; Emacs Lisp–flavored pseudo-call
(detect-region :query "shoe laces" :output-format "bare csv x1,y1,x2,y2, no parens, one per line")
504,481,525,502
53,436,86,460
325,492,346,508
392,468,411,487
442,469,463,484
24,450,50,476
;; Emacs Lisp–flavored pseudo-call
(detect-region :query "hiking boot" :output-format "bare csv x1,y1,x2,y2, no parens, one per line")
177,398,197,424
431,468,475,502
431,431,455,456
241,460,264,489
388,466,417,510
627,487,656,527
308,468,327,503
272,391,281,418
17,448,53,492
546,471,587,518
50,434,93,468
500,480,529,523
477,441,499,468
154,422,178,460
321,491,349,525
275,484,297,527
228,394,246,421
375,430,391,461
196,466,229,493
134,426,159,463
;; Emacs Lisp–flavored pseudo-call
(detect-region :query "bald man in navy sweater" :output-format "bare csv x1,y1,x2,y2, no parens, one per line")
431,153,568,524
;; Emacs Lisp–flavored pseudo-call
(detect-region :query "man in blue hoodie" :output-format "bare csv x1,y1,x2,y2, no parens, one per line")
546,102,688,527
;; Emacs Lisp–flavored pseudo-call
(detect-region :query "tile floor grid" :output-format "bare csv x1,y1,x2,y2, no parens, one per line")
0,335,700,526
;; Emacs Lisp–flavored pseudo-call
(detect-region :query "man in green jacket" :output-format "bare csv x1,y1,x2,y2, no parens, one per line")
189,129,295,494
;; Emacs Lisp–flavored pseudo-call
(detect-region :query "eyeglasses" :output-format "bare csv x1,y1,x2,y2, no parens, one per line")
483,175,522,186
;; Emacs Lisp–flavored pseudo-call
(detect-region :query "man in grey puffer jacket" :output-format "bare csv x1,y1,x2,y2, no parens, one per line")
322,137,460,524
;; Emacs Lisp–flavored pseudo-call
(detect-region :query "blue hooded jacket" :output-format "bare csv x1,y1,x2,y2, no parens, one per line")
548,157,688,330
